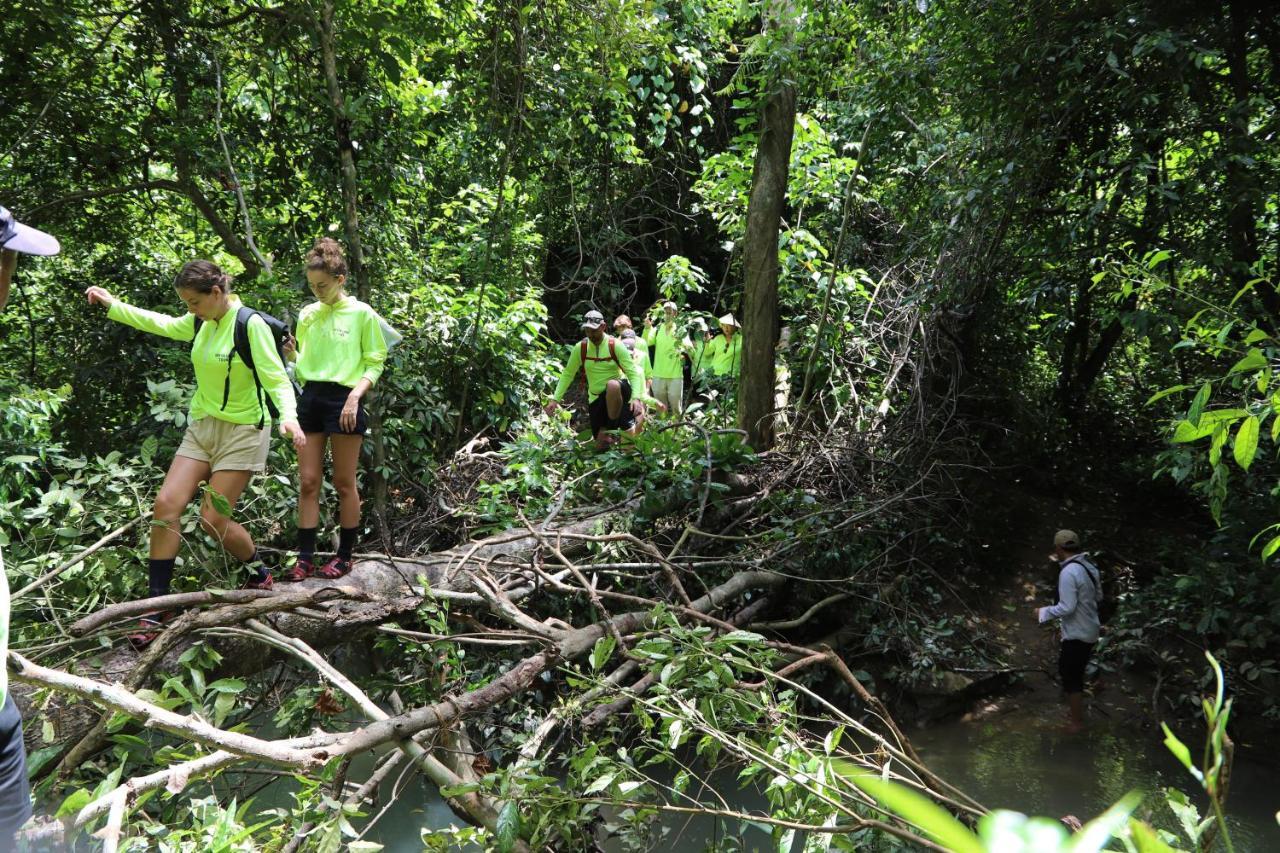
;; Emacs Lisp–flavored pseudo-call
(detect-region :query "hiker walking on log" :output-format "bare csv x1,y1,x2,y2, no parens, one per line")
0,205,52,846
1034,529,1103,734
643,300,694,415
86,262,305,645
545,309,653,450
279,238,388,582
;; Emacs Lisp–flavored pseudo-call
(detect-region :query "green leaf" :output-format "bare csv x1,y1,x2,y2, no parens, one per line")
836,762,983,853
1261,534,1280,561
1228,348,1267,375
589,636,616,672
1145,384,1190,406
496,800,521,852
1161,723,1204,783
1187,382,1210,426
1065,791,1142,851
55,789,93,819
1233,415,1260,471
204,486,233,518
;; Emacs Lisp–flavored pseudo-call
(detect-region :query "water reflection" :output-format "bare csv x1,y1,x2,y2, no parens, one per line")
911,713,1279,850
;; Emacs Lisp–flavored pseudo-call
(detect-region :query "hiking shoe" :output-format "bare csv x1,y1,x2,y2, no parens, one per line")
243,572,274,591
315,556,352,579
280,559,314,583
127,611,176,650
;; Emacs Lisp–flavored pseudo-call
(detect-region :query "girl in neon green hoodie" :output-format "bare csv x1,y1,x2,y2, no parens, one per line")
279,239,388,582
86,261,306,643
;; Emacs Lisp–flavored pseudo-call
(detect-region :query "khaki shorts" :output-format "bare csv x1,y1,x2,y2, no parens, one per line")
176,417,271,472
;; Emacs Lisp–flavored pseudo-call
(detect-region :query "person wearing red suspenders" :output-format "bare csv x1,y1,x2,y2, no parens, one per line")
545,310,650,449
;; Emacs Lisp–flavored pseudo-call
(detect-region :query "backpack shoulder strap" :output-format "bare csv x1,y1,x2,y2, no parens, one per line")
1062,556,1101,596
233,306,277,428
608,337,621,370
192,316,204,339
233,306,257,369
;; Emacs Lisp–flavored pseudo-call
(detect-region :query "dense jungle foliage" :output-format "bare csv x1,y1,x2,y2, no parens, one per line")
2,0,1279,850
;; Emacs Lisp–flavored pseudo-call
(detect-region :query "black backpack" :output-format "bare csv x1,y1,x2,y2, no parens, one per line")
193,306,300,428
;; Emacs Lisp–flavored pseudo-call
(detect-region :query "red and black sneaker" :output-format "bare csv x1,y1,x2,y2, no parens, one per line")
243,572,274,591
127,611,177,650
315,556,352,579
280,559,314,583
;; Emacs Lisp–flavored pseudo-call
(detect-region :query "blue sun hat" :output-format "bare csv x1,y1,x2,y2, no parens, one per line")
0,206,60,255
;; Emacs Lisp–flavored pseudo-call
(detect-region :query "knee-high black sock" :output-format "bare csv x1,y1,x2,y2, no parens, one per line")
338,526,359,561
148,558,175,598
297,527,317,562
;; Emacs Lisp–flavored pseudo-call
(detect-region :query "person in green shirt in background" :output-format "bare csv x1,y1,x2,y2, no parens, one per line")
280,238,388,582
612,313,650,390
545,310,653,449
643,300,695,415
86,261,306,645
704,313,743,377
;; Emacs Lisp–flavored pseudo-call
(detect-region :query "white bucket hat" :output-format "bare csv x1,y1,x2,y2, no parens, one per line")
0,206,60,256
718,312,740,329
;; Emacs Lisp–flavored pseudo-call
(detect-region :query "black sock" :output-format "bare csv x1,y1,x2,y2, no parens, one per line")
245,549,270,582
148,558,175,598
298,527,317,563
338,526,359,561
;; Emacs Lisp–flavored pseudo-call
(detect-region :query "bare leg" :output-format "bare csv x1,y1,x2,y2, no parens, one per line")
199,469,256,560
605,379,623,420
1065,692,1085,733
297,433,327,528
150,455,212,560
329,434,364,528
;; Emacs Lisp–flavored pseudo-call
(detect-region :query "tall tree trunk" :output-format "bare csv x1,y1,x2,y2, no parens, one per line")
317,1,390,545
1224,0,1272,321
317,0,365,296
737,3,797,451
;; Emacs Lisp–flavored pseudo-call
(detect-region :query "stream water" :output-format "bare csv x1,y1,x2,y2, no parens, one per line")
911,710,1280,851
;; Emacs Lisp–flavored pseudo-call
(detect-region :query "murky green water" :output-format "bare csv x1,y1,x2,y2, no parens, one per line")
910,715,1280,851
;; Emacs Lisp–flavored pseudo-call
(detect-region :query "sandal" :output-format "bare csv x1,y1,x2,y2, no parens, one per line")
127,612,176,650
280,559,314,583
315,556,352,579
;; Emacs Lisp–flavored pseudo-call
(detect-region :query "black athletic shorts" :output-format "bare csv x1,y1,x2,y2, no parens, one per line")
298,381,367,436
587,379,634,436
1059,639,1095,694
0,695,32,846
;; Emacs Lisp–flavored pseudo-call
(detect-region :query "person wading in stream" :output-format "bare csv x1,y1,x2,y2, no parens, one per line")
1035,529,1102,734
0,205,57,847
545,309,654,450
280,238,389,582
86,262,306,647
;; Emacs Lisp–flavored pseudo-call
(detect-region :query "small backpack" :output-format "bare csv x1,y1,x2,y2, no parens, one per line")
1061,555,1114,625
194,307,301,428
579,337,622,394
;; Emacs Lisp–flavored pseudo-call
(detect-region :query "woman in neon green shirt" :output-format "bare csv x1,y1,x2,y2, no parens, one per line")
280,239,387,581
86,261,306,643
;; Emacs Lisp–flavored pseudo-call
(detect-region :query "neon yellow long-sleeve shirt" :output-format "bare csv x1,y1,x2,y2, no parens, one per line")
295,296,388,388
643,321,692,380
552,336,646,401
703,333,743,376
107,296,298,424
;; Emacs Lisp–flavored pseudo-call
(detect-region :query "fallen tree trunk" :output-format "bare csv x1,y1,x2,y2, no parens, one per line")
14,510,622,760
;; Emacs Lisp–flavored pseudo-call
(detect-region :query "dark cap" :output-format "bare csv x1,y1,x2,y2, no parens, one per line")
0,206,60,256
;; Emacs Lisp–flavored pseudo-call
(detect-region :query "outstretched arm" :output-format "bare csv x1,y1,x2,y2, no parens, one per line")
87,286,197,342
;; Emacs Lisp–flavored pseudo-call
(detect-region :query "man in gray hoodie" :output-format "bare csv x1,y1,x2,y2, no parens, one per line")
1035,529,1102,733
